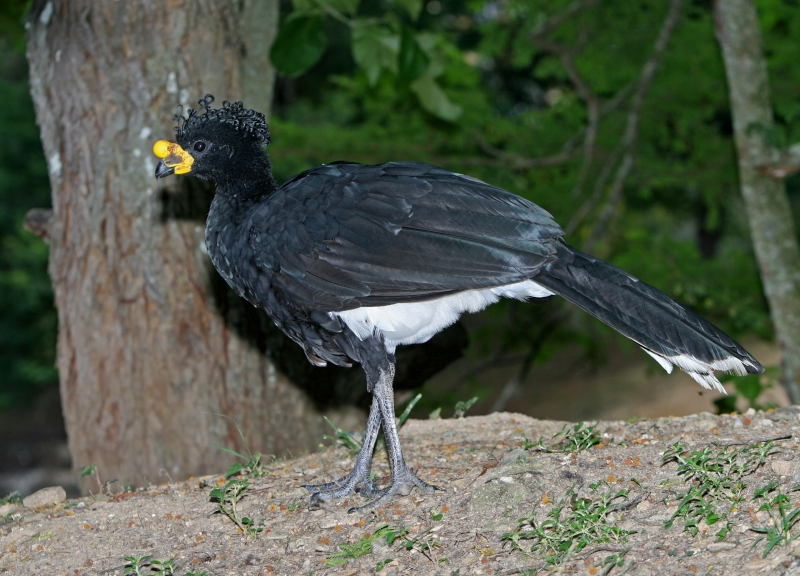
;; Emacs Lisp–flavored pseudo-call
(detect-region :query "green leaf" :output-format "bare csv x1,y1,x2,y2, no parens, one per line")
292,0,315,10
270,15,328,77
410,73,463,122
734,374,763,404
397,392,422,428
294,0,359,13
214,444,249,461
390,0,423,21
209,488,225,502
327,0,360,15
397,27,429,86
225,463,244,478
352,23,397,86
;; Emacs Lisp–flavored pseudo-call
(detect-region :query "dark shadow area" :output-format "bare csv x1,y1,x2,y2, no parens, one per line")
0,387,78,499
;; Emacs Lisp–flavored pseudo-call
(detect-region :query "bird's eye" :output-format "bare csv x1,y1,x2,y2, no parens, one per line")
193,141,206,152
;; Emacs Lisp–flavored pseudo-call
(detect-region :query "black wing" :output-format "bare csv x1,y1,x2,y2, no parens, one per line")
246,161,564,312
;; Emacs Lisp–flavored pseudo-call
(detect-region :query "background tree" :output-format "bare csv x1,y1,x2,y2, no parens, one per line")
22,0,343,492
715,0,800,403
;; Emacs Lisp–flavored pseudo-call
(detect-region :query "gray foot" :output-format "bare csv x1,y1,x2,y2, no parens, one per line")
302,467,380,504
346,466,441,513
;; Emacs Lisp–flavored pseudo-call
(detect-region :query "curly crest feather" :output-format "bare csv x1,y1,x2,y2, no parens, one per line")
173,94,270,145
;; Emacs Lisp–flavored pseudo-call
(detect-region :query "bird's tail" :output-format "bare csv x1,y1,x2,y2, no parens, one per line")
533,242,764,392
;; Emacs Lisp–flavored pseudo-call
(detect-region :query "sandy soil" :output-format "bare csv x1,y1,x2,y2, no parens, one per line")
2,406,800,576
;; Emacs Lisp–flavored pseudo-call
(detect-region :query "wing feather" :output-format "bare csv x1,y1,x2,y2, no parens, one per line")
247,161,563,311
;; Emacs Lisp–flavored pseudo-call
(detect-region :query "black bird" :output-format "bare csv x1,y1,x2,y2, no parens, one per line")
154,95,764,512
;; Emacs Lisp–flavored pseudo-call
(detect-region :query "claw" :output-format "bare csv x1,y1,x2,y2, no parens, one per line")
346,466,440,513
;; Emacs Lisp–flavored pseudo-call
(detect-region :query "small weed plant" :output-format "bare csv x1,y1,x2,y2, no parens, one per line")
661,440,777,541
523,422,604,454
326,524,401,566
323,415,363,455
0,491,21,507
123,555,205,576
326,523,441,567
453,396,479,418
209,479,263,537
220,449,266,479
123,556,175,575
213,413,269,478
750,479,800,557
502,481,636,567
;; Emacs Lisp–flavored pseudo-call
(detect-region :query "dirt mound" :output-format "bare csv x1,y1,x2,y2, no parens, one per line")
2,408,799,575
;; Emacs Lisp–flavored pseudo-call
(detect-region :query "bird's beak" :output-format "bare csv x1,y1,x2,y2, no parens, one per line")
152,140,194,179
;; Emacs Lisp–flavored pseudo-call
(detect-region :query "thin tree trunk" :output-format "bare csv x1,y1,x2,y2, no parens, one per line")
714,0,800,404
25,1,347,491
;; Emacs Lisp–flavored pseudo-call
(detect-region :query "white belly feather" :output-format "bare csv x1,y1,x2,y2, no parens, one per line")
332,280,554,353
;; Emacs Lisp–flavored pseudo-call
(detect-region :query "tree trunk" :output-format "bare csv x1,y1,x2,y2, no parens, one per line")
25,0,353,492
714,0,800,404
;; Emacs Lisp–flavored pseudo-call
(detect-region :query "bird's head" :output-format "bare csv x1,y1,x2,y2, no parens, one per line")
153,94,271,187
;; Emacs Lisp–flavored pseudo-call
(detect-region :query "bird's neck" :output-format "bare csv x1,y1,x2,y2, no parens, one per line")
216,151,278,199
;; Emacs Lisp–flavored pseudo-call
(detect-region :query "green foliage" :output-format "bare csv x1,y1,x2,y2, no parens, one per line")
751,479,800,558
271,0,782,404
123,556,200,576
502,482,636,567
524,421,604,454
0,46,56,412
326,523,441,566
270,14,328,77
453,396,478,418
0,491,21,506
397,392,422,427
272,0,464,120
323,414,363,454
212,413,270,478
222,452,266,480
209,479,263,537
123,556,175,576
325,524,395,566
661,440,777,541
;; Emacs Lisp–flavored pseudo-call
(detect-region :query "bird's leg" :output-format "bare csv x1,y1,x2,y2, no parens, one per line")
349,364,440,513
302,395,382,504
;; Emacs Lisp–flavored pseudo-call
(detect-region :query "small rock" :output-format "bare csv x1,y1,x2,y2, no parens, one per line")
22,486,66,509
772,460,797,477
636,500,652,512
706,541,737,552
759,419,774,428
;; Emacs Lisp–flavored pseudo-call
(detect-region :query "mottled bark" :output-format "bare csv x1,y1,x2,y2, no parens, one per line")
24,0,355,492
715,0,800,404
759,142,800,180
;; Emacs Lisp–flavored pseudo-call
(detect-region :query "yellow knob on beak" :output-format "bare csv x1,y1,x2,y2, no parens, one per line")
152,140,194,177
